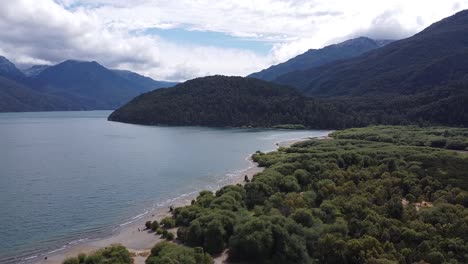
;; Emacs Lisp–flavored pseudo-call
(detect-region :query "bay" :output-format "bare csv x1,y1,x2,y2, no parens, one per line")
0,111,329,263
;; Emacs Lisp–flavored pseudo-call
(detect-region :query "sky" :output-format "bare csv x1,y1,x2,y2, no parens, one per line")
0,0,467,81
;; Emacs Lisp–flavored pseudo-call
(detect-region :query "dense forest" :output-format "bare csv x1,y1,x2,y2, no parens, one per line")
109,75,468,128
65,126,468,264
108,76,360,129
332,126,468,151
248,37,392,81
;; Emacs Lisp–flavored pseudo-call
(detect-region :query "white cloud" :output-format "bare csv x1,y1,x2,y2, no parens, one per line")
1,0,468,81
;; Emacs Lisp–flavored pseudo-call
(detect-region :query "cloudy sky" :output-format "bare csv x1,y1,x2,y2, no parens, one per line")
1,0,467,81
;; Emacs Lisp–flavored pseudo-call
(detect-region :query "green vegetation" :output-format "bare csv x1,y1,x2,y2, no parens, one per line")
160,217,176,228
272,124,306,130
145,242,213,264
249,37,389,81
166,126,467,263
145,220,152,230
109,76,356,129
64,126,468,264
109,75,468,129
62,244,132,264
332,126,468,151
165,231,175,240
150,220,160,231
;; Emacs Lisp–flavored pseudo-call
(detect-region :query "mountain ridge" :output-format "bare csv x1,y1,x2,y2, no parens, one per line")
248,37,393,81
0,57,176,112
274,10,468,97
109,10,468,128
0,56,26,81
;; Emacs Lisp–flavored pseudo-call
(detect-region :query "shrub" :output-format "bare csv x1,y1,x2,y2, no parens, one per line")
291,209,316,227
161,217,176,228
203,220,226,255
62,244,132,264
177,227,188,242
146,242,213,264
430,138,447,148
63,258,79,264
151,221,160,231
166,232,175,241
445,140,467,150
145,221,152,230
162,229,169,238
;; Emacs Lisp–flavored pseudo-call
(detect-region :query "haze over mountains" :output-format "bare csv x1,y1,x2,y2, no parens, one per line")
111,10,468,128
249,37,393,81
0,57,177,112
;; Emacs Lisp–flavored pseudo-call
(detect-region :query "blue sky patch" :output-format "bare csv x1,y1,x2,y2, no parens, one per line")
143,28,274,55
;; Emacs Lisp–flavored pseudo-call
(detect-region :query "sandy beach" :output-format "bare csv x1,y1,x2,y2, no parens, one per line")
33,135,325,264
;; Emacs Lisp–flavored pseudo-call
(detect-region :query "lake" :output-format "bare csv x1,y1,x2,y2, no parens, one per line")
0,111,329,263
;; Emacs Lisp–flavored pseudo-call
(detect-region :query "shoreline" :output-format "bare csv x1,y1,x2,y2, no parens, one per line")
30,133,329,264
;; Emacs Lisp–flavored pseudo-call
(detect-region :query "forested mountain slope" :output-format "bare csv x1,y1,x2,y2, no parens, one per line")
249,37,392,81
275,10,468,98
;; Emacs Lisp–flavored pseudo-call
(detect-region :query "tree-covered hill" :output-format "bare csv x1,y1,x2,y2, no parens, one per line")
108,75,358,128
109,74,468,128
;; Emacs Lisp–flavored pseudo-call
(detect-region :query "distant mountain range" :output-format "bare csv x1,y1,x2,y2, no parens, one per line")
111,10,468,128
0,57,177,112
249,37,393,81
0,56,26,81
274,10,468,98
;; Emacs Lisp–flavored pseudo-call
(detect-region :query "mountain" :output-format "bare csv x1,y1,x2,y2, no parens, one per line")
109,11,468,128
0,57,175,112
0,56,26,81
0,76,79,112
32,60,172,110
0,57,66,112
23,65,50,77
108,75,354,128
33,60,141,109
112,69,177,90
275,10,468,98
248,37,392,81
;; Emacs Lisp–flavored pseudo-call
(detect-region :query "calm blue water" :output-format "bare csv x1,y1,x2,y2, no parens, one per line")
0,111,328,263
